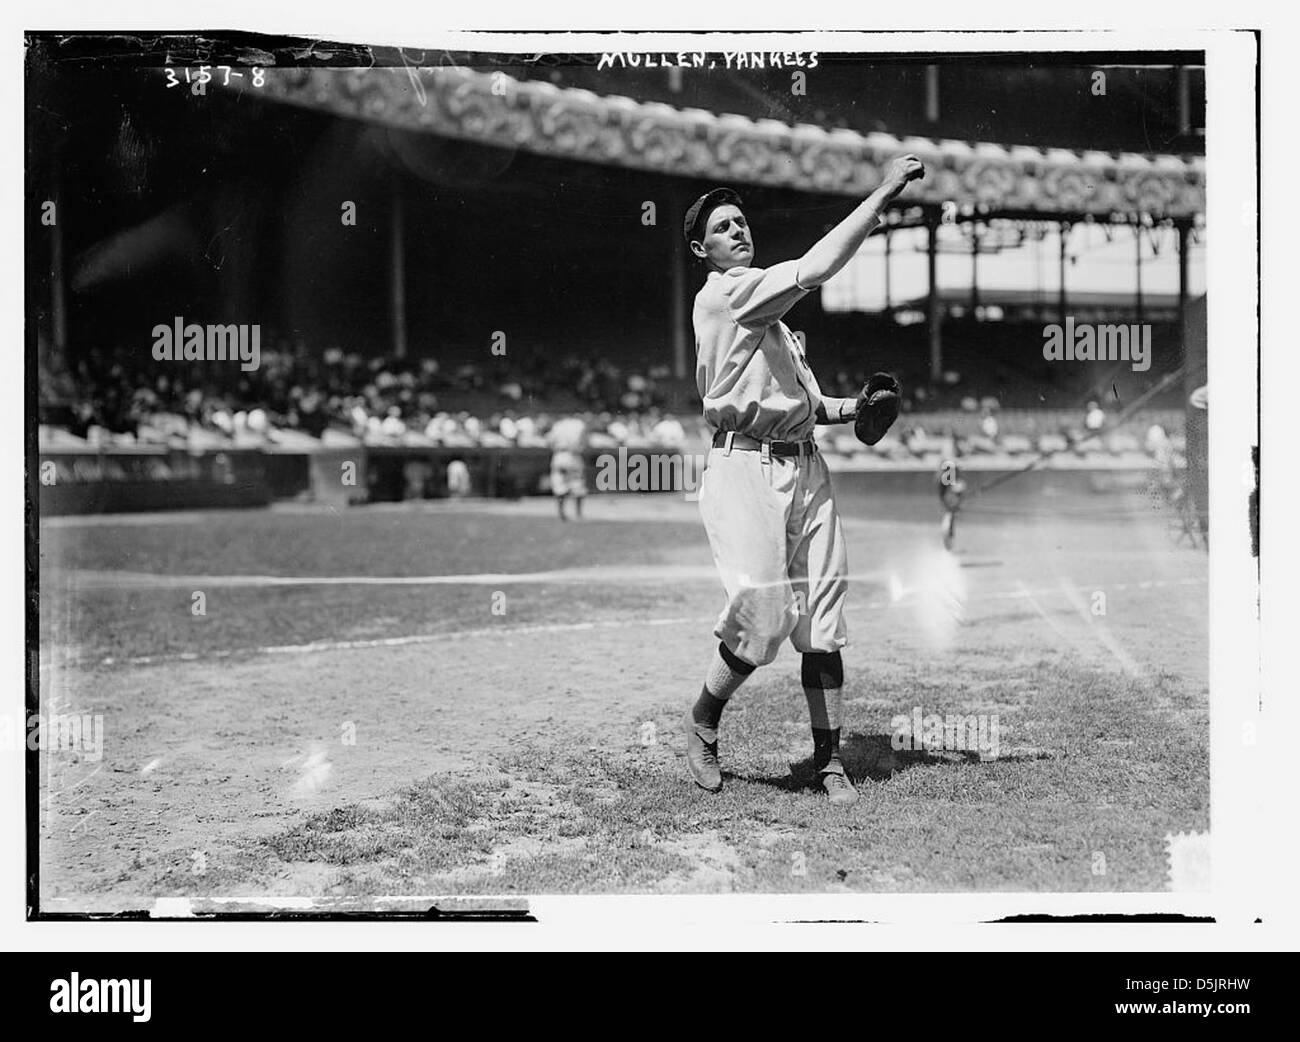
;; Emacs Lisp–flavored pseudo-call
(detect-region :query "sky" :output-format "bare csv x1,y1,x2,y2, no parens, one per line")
824,219,1207,312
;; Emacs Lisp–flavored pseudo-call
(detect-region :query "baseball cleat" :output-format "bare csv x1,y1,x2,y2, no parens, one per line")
818,765,859,806
682,712,723,792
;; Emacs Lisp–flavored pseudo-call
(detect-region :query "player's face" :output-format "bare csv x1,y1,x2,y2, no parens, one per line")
692,204,753,271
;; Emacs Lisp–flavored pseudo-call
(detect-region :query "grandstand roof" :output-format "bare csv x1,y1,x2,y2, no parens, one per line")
254,66,1206,221
898,288,1185,311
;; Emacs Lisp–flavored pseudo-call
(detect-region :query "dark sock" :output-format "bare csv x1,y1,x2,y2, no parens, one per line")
692,687,728,731
812,727,842,773
691,643,754,732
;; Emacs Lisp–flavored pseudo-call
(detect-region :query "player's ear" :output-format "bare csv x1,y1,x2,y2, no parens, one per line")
689,240,707,260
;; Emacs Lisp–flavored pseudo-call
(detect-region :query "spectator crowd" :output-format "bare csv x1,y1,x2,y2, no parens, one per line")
39,336,691,452
38,335,1186,466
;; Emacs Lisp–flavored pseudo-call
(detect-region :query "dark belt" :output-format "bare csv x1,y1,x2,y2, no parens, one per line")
712,430,818,458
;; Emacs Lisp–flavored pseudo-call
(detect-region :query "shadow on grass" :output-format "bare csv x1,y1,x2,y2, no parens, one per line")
729,732,1056,793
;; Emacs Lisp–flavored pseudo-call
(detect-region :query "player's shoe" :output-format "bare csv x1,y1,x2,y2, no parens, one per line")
682,712,723,793
818,764,859,806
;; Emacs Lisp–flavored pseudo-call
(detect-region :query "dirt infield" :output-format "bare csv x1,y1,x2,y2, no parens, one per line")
35,487,1208,909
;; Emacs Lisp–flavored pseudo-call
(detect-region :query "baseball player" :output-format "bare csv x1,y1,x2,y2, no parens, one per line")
681,155,924,804
938,457,968,551
548,414,590,520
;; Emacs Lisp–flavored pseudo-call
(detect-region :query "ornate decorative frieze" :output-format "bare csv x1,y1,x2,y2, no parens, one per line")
258,66,1205,219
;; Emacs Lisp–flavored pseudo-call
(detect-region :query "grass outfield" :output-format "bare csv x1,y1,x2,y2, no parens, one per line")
35,485,1208,906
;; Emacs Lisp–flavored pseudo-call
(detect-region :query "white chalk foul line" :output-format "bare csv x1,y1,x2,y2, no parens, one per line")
39,574,1205,671
1055,575,1145,677
95,616,706,668
64,565,726,589
60,559,1004,591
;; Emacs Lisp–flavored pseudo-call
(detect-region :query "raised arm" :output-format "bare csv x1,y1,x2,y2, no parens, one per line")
795,154,925,289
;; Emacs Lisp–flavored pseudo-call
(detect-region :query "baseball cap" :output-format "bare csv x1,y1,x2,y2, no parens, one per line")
683,187,744,245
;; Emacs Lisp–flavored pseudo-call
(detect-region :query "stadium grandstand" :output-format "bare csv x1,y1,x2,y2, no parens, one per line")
29,41,1205,515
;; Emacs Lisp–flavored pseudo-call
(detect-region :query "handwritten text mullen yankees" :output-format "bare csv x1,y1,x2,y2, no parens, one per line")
597,52,819,71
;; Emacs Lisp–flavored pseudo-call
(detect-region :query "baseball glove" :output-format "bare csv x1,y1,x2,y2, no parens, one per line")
853,372,902,446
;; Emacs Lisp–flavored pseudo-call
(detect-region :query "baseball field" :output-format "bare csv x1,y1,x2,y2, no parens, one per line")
35,474,1208,909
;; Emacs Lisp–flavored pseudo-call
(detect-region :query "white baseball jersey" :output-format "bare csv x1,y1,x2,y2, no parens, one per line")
548,416,589,452
694,260,850,441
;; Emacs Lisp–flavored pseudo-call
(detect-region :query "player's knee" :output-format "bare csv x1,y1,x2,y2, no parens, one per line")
801,650,844,690
735,621,792,667
729,630,779,667
718,640,757,675
724,584,797,666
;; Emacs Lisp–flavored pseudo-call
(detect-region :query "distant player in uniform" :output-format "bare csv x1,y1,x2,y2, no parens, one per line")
446,457,471,498
548,414,589,521
938,458,968,551
680,154,924,805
